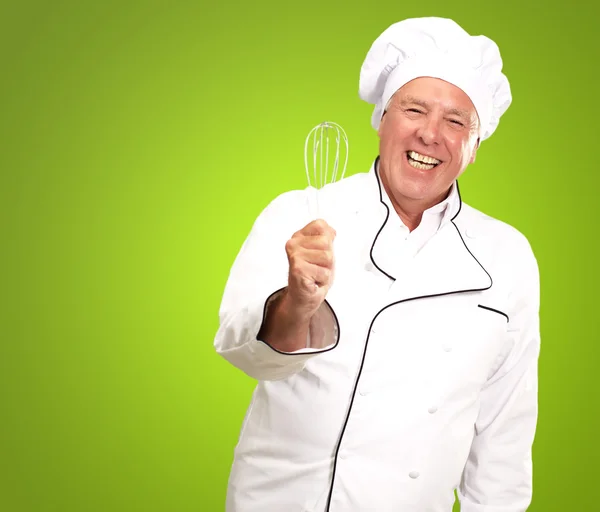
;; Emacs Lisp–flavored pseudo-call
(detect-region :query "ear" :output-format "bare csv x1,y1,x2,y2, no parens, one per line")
377,113,386,138
469,137,480,164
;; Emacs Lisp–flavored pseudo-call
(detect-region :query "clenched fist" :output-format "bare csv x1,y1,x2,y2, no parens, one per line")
257,219,337,353
284,219,337,318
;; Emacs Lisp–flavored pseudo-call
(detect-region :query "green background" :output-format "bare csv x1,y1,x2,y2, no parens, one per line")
1,1,598,510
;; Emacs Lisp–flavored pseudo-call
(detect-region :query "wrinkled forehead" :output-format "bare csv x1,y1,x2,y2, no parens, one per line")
392,77,479,121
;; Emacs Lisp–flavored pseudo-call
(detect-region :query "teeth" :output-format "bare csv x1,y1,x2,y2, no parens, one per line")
408,159,435,170
408,150,441,165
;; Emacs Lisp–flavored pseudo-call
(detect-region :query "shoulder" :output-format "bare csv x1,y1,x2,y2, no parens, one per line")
456,202,539,286
317,171,378,214
458,203,534,251
264,171,369,210
319,171,373,198
258,171,376,224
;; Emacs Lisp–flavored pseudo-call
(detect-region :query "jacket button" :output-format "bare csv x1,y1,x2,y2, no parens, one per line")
442,344,453,352
428,406,438,414
409,471,420,479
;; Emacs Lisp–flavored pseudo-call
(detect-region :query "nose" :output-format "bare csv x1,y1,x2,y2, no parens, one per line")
417,115,442,146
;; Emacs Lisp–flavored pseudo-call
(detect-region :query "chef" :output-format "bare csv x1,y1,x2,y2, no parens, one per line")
214,16,540,512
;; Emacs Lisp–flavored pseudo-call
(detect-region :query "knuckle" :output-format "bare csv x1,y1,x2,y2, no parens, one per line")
304,221,317,233
292,228,304,239
287,251,299,267
316,220,329,233
291,253,303,268
286,238,298,253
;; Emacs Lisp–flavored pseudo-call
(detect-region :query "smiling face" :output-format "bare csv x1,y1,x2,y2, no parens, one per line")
377,77,481,212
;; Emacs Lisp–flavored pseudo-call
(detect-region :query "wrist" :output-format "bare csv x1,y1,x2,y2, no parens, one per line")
278,288,314,327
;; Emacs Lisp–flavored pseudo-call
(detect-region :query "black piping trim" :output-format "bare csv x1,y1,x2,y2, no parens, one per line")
369,156,396,281
324,168,492,510
256,287,341,355
449,221,493,287
451,179,463,221
478,304,509,322
368,156,465,282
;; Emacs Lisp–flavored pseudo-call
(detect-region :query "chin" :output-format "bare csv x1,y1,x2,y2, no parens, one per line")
398,167,439,192
391,170,449,205
396,182,434,202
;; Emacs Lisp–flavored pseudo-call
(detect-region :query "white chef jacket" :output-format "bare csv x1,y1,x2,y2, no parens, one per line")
376,174,456,274
214,158,541,512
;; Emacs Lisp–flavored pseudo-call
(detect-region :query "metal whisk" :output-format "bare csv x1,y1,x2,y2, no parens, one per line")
304,121,349,219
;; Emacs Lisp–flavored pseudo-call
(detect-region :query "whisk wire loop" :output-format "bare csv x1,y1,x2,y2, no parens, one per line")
303,121,349,218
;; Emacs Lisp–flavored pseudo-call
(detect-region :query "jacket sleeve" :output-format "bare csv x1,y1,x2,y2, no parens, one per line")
458,235,541,512
213,189,340,382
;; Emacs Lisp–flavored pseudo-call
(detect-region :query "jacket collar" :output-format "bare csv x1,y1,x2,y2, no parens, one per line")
364,157,492,302
376,160,461,230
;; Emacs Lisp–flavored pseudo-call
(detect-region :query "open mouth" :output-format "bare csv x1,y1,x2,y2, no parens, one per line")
406,150,442,170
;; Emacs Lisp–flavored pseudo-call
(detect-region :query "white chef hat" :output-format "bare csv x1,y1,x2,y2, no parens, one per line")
359,17,512,141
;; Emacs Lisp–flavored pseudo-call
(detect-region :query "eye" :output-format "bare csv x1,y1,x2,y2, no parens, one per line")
448,119,464,127
406,108,424,114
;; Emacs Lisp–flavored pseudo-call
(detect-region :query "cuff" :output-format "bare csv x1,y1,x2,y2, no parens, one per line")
258,288,340,354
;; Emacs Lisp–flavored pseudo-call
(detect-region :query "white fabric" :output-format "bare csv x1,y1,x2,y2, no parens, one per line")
377,170,457,280
359,17,512,141
214,161,540,512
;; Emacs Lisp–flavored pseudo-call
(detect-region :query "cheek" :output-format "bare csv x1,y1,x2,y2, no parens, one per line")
381,125,409,154
449,136,476,165
379,130,398,157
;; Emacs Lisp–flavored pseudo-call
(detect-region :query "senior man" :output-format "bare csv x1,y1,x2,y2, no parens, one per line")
214,17,540,512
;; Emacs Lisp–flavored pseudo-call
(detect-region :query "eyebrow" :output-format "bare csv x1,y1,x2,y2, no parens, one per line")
399,95,472,120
